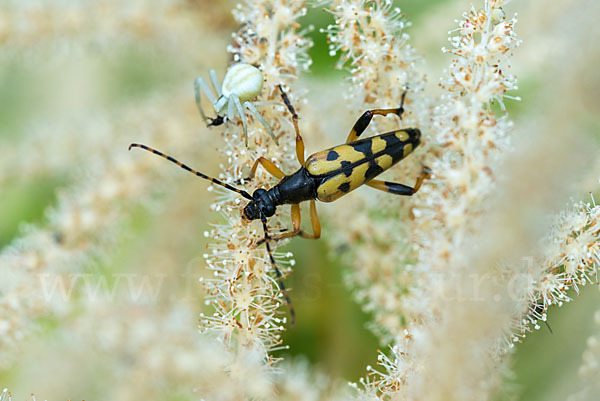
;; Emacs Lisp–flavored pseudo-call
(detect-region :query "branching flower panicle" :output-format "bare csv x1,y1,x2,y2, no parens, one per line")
321,0,428,345
0,0,212,54
323,0,425,122
199,0,312,372
0,94,201,365
512,198,600,343
411,0,521,319
344,1,523,398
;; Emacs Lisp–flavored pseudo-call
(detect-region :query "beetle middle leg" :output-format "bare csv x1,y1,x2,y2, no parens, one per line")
366,166,431,195
258,200,321,245
346,90,408,143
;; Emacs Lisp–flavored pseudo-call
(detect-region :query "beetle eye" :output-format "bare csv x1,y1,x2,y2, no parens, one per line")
263,204,275,217
253,188,267,198
241,208,250,222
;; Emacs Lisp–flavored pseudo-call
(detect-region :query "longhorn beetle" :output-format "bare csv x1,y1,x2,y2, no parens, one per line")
129,86,430,324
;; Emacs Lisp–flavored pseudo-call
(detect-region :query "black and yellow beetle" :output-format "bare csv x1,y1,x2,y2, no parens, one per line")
129,86,430,323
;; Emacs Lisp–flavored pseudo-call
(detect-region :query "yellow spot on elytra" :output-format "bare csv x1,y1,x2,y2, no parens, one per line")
306,144,365,176
370,136,388,155
395,130,409,141
375,154,394,171
316,163,369,202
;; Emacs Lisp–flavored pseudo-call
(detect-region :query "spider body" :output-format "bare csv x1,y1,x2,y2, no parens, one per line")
194,63,276,146
217,63,264,109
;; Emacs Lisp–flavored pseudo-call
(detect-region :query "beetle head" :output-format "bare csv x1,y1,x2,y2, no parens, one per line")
242,200,261,222
241,188,275,222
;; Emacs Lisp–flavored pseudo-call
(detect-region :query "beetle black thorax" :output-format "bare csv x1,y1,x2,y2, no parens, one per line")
242,167,319,221
272,167,319,205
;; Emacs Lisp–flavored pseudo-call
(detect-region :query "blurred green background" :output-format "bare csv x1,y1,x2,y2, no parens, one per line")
0,0,599,399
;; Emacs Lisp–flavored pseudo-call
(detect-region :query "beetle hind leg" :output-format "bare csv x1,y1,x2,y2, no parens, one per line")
346,90,409,143
366,166,431,196
366,180,415,196
347,107,403,143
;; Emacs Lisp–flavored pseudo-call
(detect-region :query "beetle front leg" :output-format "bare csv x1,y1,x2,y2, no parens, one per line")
235,157,285,184
257,204,302,246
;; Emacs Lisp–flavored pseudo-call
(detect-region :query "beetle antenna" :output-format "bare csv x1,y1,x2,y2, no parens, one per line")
261,219,295,325
129,143,253,200
397,89,408,120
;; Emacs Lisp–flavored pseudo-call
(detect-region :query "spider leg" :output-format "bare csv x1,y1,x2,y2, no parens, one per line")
209,69,221,96
232,94,249,147
194,77,217,123
252,101,283,107
244,101,278,145
227,96,235,122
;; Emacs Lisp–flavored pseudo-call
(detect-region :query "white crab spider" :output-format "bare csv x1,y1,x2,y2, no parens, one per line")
194,63,277,147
